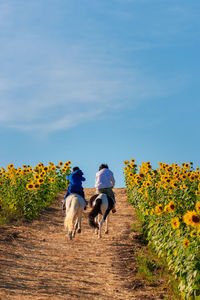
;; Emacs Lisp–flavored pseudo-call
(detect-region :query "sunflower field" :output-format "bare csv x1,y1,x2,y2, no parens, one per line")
0,161,71,223
124,159,200,299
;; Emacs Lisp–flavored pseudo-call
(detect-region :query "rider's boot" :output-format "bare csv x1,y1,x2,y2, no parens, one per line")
112,207,116,213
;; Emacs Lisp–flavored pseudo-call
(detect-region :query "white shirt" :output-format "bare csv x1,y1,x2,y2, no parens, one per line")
95,168,115,189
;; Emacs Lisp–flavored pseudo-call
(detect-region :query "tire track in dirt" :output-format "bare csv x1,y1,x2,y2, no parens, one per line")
0,188,168,299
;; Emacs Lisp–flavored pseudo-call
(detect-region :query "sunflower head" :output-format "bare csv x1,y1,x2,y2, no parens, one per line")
155,204,163,215
171,217,180,229
38,178,44,184
196,201,200,213
183,210,200,228
34,183,40,190
183,238,190,248
191,214,200,227
168,201,175,213
26,183,34,190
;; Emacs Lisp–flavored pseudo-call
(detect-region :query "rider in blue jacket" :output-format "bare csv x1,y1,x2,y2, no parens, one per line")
62,167,87,210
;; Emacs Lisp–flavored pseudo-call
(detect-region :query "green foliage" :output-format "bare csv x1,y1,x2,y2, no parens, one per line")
124,160,200,299
0,161,71,223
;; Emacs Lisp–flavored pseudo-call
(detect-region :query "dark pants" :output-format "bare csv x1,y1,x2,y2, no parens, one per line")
96,188,115,204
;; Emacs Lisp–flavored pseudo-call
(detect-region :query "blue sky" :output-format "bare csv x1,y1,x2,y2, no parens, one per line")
0,0,200,187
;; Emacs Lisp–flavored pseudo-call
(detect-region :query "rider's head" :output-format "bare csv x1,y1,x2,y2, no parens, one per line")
72,166,79,172
99,164,108,171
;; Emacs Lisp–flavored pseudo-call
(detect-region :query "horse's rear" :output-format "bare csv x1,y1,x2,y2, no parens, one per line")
88,193,113,238
64,194,85,240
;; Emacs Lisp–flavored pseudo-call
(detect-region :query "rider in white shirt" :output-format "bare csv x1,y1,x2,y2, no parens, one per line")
95,164,116,213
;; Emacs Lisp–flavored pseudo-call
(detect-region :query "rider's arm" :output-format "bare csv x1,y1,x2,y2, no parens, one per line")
110,172,115,187
95,172,100,188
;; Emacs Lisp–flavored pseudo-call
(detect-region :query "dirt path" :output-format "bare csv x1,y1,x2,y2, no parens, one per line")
0,189,168,300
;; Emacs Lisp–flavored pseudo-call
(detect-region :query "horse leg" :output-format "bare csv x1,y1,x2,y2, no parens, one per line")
105,215,109,234
98,224,102,238
77,212,82,233
72,217,78,237
69,231,72,240
65,212,73,240
94,215,99,235
98,215,104,238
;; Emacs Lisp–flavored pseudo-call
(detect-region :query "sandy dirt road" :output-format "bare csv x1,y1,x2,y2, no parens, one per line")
0,188,168,299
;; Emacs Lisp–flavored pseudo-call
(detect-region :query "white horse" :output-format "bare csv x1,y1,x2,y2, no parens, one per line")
64,193,85,240
88,193,114,238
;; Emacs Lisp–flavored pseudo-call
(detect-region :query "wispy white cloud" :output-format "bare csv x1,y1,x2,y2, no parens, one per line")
0,0,188,135
0,46,179,135
0,22,171,134
7,109,104,133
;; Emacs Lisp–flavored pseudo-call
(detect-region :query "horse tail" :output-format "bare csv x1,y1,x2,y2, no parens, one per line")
88,198,102,228
64,197,78,232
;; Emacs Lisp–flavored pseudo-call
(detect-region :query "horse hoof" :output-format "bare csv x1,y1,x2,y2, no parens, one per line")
105,230,108,234
77,228,81,233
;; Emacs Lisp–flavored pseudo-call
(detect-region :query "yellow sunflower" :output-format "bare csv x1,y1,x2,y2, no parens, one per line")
183,238,190,248
26,183,34,190
165,178,171,184
155,204,163,215
38,178,44,184
190,230,197,237
183,210,200,228
139,173,145,179
168,201,175,213
196,201,200,213
171,217,180,229
34,183,40,190
8,163,14,169
150,208,154,215
171,182,178,188
164,204,170,213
